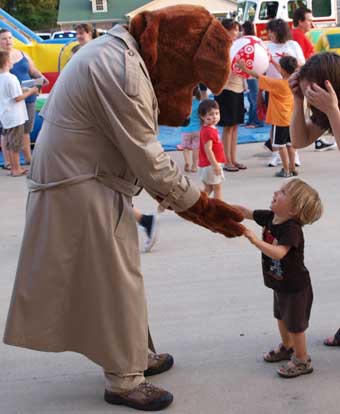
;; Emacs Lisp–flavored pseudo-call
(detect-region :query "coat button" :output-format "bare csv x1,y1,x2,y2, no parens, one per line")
128,50,134,56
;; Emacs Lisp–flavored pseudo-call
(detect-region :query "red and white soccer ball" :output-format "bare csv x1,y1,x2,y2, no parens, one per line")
230,36,270,79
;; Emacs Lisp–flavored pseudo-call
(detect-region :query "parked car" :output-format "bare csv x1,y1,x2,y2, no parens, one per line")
36,32,52,40
51,31,76,40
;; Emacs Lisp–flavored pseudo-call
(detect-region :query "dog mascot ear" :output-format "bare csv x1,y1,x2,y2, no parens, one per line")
130,11,160,70
193,19,232,94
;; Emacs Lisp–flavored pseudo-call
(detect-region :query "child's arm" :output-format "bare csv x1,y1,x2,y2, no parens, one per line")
15,86,38,103
269,57,282,75
232,205,254,220
204,140,222,175
244,228,290,260
236,60,259,79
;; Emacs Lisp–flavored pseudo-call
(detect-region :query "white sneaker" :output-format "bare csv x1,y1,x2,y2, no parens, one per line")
295,151,301,167
267,152,281,167
143,215,159,253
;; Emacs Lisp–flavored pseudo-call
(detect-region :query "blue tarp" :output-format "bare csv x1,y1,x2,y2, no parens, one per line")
0,122,269,166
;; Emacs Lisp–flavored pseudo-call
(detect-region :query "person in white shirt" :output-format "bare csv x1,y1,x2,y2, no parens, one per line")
0,51,37,176
264,19,305,168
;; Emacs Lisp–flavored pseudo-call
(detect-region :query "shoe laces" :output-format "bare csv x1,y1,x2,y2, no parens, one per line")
138,381,159,396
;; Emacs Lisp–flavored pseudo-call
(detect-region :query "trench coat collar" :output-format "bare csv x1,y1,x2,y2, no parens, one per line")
107,25,140,55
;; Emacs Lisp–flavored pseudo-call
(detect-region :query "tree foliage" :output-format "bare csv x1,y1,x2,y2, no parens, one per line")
0,0,59,30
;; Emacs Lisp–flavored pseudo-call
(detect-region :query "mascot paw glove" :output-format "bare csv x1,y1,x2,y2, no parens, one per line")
177,192,245,238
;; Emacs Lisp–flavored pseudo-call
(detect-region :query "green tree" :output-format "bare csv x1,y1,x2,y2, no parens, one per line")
0,0,59,30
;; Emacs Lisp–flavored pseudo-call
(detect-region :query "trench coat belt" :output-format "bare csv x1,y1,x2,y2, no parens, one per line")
27,167,142,198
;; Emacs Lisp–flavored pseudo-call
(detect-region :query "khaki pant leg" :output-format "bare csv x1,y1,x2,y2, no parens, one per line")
104,371,145,392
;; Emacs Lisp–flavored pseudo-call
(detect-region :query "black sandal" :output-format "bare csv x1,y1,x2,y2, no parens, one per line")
324,328,340,346
264,343,294,362
1,163,11,170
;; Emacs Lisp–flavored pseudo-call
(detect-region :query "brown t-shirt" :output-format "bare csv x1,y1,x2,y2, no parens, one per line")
253,210,311,292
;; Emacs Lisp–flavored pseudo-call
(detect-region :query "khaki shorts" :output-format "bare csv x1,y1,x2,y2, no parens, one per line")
3,124,24,152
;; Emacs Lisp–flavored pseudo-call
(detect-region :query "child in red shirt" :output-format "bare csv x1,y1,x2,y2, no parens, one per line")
198,100,226,200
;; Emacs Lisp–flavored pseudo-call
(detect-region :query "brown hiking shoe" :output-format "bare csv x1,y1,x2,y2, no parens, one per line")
104,381,173,411
144,353,174,377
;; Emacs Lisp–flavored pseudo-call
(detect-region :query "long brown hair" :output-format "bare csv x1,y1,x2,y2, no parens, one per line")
299,52,340,131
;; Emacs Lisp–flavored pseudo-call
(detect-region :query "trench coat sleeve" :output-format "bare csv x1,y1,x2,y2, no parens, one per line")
87,53,200,213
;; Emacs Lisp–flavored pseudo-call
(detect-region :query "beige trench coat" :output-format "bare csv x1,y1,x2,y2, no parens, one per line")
3,25,200,374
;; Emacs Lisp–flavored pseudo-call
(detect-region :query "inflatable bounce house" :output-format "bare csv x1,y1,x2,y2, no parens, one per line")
0,8,77,91
0,8,79,144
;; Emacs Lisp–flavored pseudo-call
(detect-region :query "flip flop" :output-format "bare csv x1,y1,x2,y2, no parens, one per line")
234,162,247,170
324,328,340,346
11,170,28,177
223,165,239,172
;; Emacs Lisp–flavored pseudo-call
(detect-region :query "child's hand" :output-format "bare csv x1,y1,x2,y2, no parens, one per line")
236,59,246,70
244,228,258,244
213,164,222,176
29,86,39,96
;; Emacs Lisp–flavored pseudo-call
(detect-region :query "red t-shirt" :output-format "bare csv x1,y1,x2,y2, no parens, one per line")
198,125,226,167
291,28,314,59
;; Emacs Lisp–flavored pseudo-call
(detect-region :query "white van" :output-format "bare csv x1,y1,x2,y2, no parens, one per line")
237,0,337,39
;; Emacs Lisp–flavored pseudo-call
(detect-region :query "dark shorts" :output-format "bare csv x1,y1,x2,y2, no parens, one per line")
3,124,25,152
273,285,313,333
272,125,291,147
24,102,36,134
214,89,244,127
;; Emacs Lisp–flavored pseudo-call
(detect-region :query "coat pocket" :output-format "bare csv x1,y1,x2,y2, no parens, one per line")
114,193,128,239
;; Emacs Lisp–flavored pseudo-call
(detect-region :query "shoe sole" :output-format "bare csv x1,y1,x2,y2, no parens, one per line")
315,146,337,152
277,367,313,378
104,390,173,411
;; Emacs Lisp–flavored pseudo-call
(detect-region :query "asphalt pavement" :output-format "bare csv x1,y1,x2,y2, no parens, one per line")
1,141,340,414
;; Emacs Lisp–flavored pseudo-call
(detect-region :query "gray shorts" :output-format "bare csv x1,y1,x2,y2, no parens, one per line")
3,124,25,152
24,102,36,134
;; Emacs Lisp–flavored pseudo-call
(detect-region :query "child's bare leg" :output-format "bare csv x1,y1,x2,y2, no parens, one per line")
1,134,11,167
287,145,296,173
183,149,190,171
213,183,223,200
277,319,293,349
8,150,24,176
191,148,199,171
203,182,213,195
290,331,308,360
278,147,289,173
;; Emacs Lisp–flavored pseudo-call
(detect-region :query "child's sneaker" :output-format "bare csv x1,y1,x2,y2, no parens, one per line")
267,152,281,167
275,168,292,178
277,355,313,378
295,151,302,166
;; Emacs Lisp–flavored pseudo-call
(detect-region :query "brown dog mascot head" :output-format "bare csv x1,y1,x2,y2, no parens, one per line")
129,5,232,126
